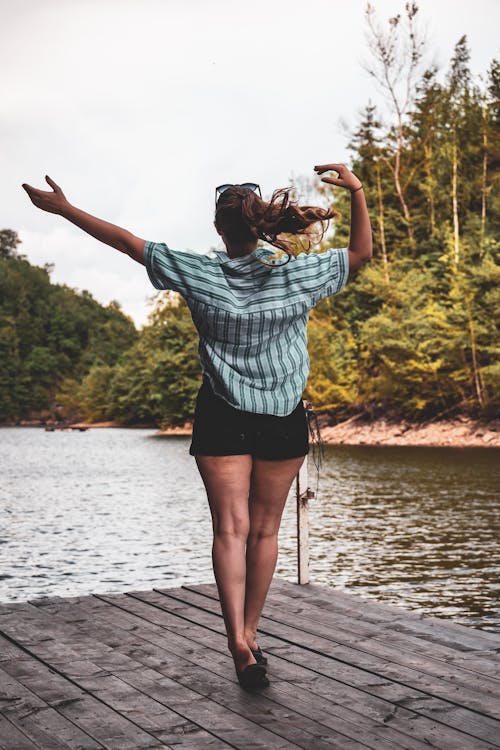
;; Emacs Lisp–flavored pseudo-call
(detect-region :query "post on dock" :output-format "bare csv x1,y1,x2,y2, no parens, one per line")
296,400,316,584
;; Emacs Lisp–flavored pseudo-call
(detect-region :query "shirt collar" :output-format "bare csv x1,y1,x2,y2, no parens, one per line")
214,246,292,267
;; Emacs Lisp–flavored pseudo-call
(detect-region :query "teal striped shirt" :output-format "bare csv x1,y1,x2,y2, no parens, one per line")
144,241,349,416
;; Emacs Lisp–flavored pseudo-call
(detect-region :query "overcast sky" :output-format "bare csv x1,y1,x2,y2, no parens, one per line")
3,0,499,327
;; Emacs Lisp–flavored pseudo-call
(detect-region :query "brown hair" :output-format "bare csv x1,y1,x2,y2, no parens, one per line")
214,185,340,258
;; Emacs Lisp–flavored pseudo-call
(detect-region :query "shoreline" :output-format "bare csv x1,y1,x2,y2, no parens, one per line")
317,415,500,448
3,416,499,447
155,415,500,448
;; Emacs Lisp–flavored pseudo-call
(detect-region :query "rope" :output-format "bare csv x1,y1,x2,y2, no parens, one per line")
304,401,326,500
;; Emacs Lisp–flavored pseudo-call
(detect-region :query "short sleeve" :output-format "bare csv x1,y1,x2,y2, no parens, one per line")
144,240,204,296
290,247,350,306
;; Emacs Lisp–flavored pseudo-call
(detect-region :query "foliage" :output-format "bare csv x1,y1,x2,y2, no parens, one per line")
2,15,499,425
303,31,500,420
0,230,137,421
105,297,200,427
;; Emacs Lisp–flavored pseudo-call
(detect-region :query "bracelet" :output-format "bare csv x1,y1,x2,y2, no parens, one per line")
350,185,364,193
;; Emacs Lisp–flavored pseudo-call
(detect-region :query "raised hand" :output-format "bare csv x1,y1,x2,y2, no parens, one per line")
21,175,70,215
313,163,363,193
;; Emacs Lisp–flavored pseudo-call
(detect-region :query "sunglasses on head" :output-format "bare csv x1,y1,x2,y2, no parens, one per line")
215,182,261,207
214,181,292,267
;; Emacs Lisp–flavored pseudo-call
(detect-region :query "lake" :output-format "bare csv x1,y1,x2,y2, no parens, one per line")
1,427,499,632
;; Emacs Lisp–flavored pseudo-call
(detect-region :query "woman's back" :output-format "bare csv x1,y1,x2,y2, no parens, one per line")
144,240,350,415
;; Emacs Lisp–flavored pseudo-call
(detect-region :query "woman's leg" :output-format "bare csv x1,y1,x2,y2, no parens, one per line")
244,455,306,649
194,453,256,672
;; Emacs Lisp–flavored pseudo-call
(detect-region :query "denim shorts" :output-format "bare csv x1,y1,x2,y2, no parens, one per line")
189,375,310,460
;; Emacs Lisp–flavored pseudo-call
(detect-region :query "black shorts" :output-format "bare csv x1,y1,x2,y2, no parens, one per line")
189,375,310,460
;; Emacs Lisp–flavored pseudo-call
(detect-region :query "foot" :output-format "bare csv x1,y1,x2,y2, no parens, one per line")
229,640,269,690
244,630,268,665
228,640,257,674
236,663,269,690
244,629,259,651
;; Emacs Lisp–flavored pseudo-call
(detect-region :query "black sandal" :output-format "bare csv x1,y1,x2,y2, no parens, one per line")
250,645,268,666
236,662,269,690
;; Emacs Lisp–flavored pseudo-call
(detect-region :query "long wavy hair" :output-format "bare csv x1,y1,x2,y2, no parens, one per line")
214,185,340,260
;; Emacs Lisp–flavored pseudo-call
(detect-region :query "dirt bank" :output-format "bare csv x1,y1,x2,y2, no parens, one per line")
318,415,500,448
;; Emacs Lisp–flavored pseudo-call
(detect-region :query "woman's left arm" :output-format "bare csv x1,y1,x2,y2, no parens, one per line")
314,162,373,274
22,176,146,264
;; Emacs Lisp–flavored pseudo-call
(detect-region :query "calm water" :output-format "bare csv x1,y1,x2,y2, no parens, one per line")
1,427,499,632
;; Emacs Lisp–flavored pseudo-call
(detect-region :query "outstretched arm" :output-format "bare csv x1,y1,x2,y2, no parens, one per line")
314,162,373,273
21,176,146,265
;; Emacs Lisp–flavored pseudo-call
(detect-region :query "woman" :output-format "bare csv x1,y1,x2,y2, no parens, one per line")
22,163,372,690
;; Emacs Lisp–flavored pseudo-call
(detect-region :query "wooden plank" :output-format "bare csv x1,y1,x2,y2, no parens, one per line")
3,580,498,750
31,592,441,750
265,580,500,678
1,600,305,750
90,591,500,750
36,596,362,750
0,714,41,750
185,580,500,678
153,586,500,748
0,621,181,749
270,579,500,648
235,588,500,690
5,657,233,750
37,592,467,750
0,662,104,749
186,578,500,649
165,584,500,712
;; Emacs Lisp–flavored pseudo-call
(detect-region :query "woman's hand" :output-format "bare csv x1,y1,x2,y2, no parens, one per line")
314,163,372,274
22,175,145,263
313,163,363,192
21,175,70,215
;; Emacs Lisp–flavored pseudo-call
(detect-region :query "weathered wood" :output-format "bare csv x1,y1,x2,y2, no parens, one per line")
0,714,41,750
26,593,450,750
126,590,500,748
182,582,500,669
295,441,310,585
28,596,359,750
0,578,498,750
268,580,500,648
174,584,500,705
0,601,304,749
185,578,500,659
0,667,101,749
53,588,500,749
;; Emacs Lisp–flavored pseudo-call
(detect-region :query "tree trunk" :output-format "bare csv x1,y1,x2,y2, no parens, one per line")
394,124,415,250
466,298,484,408
452,132,460,267
423,141,436,236
480,104,488,254
376,161,390,285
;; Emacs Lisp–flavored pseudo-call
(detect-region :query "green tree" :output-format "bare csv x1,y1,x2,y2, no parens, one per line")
107,295,200,427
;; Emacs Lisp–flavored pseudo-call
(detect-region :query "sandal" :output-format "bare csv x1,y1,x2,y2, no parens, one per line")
250,645,268,666
235,662,269,690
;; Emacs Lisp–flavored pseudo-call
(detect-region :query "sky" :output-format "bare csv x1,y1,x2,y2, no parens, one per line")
3,0,499,328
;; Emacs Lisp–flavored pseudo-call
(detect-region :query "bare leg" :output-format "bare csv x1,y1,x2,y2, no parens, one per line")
244,455,306,649
194,454,256,672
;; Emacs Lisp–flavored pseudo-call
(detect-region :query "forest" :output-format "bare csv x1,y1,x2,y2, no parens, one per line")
1,25,499,427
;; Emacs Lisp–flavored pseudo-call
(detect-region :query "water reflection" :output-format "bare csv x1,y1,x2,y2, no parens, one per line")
1,429,498,632
296,445,500,631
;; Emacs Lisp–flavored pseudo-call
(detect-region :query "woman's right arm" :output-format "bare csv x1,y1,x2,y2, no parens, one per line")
22,175,146,265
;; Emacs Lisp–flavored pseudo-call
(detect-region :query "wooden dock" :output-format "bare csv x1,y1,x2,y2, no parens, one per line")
0,578,499,749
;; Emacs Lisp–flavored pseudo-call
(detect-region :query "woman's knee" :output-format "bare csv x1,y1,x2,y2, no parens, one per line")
247,524,280,541
211,509,250,540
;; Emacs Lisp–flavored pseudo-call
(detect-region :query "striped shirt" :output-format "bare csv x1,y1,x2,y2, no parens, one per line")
144,241,349,416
